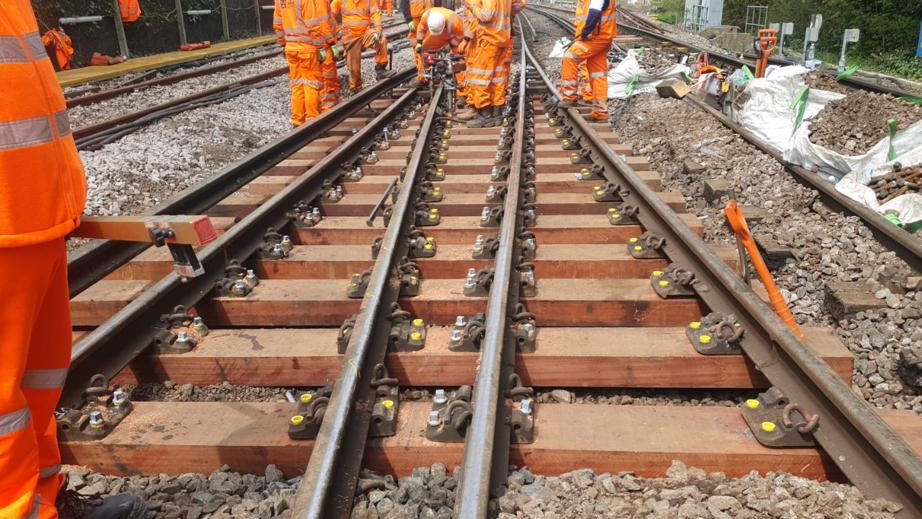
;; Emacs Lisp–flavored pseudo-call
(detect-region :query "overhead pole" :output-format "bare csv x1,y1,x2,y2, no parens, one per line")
175,0,188,46
111,0,130,57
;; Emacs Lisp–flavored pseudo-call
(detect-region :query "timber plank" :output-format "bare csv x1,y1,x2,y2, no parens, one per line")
295,213,703,245
114,327,852,388
60,402,922,480
70,280,153,327
195,278,704,327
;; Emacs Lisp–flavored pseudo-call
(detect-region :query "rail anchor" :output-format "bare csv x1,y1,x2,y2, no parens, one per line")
686,312,744,355
741,387,819,448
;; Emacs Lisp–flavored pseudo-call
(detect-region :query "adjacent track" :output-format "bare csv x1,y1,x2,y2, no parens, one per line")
58,21,922,519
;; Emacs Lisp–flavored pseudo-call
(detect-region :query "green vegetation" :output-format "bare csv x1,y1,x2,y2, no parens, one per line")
650,0,922,80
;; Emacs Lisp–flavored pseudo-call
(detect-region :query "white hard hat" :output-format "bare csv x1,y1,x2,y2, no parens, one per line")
427,10,447,35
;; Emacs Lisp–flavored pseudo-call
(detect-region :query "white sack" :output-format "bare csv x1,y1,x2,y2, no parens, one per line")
606,49,690,98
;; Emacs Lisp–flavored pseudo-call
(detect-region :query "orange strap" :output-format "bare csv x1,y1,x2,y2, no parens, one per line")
724,200,805,340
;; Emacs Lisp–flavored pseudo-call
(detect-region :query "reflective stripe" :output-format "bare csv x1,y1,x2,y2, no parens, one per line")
0,407,31,436
21,368,68,389
284,35,325,44
343,19,371,26
466,78,490,86
54,111,72,138
39,464,62,479
491,75,507,83
0,115,53,151
19,495,40,519
0,32,47,64
342,9,367,14
589,71,606,79
559,80,577,86
466,67,492,75
563,52,577,60
273,16,283,22
291,79,323,87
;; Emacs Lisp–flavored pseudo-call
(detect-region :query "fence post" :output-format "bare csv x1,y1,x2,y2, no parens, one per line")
111,0,130,56
175,0,188,46
219,0,230,40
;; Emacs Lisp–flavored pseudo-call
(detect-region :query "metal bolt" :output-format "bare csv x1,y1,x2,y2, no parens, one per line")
193,316,205,327
282,235,292,246
428,410,441,427
89,410,105,428
434,389,448,405
480,207,490,221
454,315,467,327
272,244,283,256
176,330,190,344
232,279,247,294
312,207,321,217
450,329,463,342
112,388,128,407
520,398,533,415
486,185,495,198
523,322,535,336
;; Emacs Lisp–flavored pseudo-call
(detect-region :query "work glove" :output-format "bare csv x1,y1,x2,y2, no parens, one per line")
408,20,416,32
373,31,382,44
319,48,329,62
457,38,469,54
415,43,423,53
332,45,343,60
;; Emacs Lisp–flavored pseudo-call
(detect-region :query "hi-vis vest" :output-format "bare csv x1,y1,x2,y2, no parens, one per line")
0,0,86,248
574,0,616,41
274,0,338,47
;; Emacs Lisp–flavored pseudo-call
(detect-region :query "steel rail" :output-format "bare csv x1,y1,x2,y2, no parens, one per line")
65,48,283,107
523,39,922,516
71,25,410,148
291,86,445,519
529,5,920,98
66,69,414,298
683,94,922,274
455,37,528,518
528,6,922,274
63,80,420,409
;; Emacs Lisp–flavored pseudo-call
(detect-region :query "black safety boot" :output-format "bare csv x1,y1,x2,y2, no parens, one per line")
375,64,395,79
465,108,497,128
58,488,147,519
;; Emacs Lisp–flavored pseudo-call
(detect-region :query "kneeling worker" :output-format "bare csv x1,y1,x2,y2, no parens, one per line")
558,0,616,121
414,7,468,82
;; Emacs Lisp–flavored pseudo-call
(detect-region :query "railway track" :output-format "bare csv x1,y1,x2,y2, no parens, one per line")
60,24,922,519
529,4,922,275
71,21,410,150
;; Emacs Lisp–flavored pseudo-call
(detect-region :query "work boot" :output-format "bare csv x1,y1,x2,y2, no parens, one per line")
375,64,395,79
58,487,147,519
454,106,478,121
465,108,496,128
557,98,575,109
578,98,593,107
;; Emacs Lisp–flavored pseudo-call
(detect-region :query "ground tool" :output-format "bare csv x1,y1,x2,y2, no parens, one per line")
754,29,777,79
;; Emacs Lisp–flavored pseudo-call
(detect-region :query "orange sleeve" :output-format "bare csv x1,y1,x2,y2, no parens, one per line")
372,0,382,30
273,0,284,42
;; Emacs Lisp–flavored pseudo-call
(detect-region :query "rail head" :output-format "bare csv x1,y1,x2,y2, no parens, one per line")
455,35,530,518
523,36,922,516
64,78,419,409
291,86,447,519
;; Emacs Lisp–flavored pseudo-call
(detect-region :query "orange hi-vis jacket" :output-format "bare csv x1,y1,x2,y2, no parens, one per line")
0,0,86,248
119,0,142,22
417,7,465,51
574,0,616,41
331,0,382,38
408,0,431,20
465,0,516,47
274,0,338,48
462,0,478,41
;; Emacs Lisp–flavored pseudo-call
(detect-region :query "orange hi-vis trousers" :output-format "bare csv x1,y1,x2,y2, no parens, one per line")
343,30,388,91
579,62,592,102
561,38,611,120
466,40,509,109
285,43,323,125
0,239,71,519
321,51,341,112
410,19,423,81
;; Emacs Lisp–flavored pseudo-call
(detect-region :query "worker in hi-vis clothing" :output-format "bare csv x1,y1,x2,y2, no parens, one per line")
400,0,435,83
0,2,147,519
331,0,394,92
453,0,479,116
321,0,342,113
414,7,468,81
274,0,340,125
455,0,522,127
558,0,615,121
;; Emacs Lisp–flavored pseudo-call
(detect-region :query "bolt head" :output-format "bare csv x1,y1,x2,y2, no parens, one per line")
434,389,448,404
176,331,189,342
428,410,441,427
520,398,533,415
